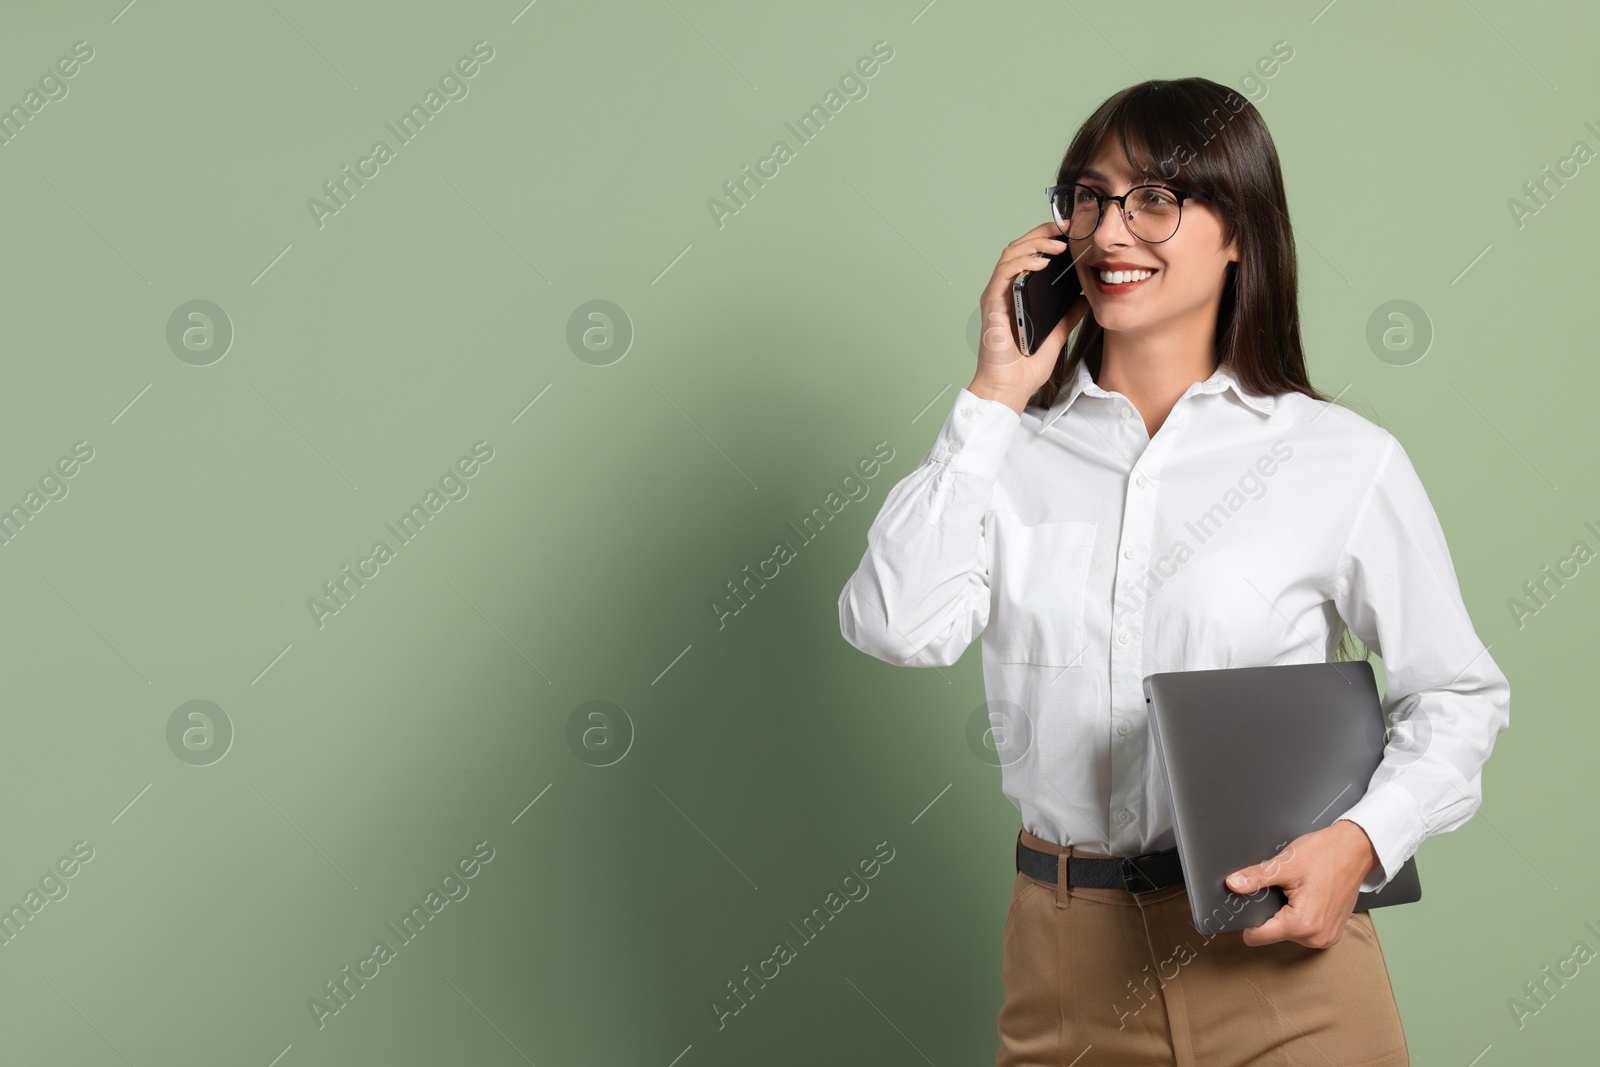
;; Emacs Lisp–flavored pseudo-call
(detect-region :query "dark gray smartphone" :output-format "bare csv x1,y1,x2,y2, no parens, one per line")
1011,244,1085,355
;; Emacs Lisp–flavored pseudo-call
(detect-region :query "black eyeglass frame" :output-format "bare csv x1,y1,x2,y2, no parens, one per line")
1045,182,1210,244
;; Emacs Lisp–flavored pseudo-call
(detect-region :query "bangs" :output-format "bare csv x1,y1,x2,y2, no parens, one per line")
1059,90,1247,200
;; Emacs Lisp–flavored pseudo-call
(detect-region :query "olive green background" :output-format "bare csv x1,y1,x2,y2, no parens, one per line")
0,0,1594,1063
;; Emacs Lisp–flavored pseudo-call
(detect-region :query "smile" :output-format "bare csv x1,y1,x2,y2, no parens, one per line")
1094,268,1157,294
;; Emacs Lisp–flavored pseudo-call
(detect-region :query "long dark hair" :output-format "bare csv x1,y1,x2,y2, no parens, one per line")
1034,77,1330,411
1036,77,1369,662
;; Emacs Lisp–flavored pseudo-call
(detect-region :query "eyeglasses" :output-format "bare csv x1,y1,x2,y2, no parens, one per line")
1046,182,1209,244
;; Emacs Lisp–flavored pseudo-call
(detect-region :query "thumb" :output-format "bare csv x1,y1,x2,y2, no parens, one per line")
1230,845,1296,894
1226,865,1261,893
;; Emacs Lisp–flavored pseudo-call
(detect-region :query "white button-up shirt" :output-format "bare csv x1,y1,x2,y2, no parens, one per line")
838,358,1510,893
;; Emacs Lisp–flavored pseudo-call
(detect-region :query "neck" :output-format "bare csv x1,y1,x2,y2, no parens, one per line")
1096,315,1220,436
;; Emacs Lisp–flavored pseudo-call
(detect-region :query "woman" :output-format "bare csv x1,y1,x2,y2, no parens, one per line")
837,77,1509,1066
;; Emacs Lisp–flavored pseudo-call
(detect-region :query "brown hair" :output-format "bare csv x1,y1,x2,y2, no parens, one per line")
1036,77,1368,661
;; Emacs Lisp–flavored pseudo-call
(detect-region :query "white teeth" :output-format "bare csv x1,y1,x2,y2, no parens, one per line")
1098,269,1154,284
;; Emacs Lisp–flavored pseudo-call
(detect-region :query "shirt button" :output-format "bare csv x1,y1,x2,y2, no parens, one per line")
960,408,973,418
1116,721,1131,736
1117,809,1132,823
1120,406,1132,419
1123,547,1135,559
1117,631,1130,645
1135,474,1148,489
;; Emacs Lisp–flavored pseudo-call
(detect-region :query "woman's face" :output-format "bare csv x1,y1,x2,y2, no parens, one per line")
1068,143,1238,340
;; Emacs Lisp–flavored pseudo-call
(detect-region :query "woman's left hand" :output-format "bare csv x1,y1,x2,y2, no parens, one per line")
1223,819,1381,949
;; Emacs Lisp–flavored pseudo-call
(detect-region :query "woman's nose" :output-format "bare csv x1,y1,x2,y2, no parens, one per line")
1095,202,1138,245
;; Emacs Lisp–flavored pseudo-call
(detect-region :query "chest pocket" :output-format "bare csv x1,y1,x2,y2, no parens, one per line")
986,512,1097,668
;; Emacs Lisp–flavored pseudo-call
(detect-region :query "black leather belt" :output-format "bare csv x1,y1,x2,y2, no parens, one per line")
1017,836,1184,894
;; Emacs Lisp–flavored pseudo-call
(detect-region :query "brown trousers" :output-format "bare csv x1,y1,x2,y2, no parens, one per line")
997,828,1409,1066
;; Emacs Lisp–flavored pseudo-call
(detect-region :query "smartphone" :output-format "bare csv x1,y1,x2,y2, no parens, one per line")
1011,243,1085,355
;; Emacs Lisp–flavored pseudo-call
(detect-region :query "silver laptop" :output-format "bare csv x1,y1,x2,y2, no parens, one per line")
1143,661,1423,936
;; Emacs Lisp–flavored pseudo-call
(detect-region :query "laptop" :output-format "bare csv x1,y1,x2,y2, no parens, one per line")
1143,660,1423,936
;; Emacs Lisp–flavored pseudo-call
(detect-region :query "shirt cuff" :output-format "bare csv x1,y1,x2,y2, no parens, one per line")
932,388,1022,481
1337,780,1426,894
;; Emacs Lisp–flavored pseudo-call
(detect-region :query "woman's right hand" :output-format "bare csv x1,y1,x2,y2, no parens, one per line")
969,221,1091,413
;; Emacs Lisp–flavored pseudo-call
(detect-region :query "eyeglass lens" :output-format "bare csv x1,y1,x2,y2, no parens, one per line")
1054,185,1184,243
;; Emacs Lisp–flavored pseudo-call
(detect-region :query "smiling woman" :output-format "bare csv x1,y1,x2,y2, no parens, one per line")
840,75,1511,1067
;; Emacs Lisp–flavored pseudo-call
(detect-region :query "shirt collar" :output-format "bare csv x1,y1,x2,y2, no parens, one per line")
1036,357,1276,434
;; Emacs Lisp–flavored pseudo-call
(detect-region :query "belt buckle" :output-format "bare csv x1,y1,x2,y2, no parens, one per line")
1121,851,1165,894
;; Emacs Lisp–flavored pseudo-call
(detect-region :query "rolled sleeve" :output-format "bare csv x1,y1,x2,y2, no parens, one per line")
1331,434,1511,894
837,388,1020,667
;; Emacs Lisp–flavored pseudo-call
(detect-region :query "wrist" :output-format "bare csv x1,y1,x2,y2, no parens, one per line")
965,379,1031,415
1335,818,1380,875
